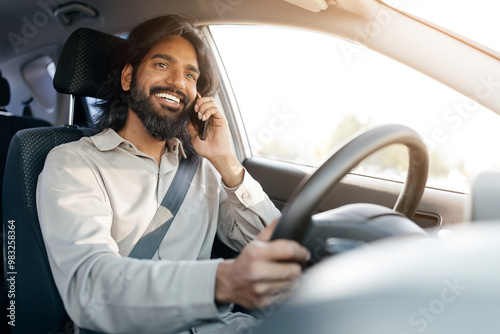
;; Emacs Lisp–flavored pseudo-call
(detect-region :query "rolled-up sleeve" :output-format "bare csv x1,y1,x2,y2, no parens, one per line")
37,147,227,333
216,168,281,251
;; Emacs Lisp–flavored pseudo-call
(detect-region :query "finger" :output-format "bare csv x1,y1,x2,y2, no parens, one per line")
197,100,218,116
247,281,299,309
197,106,219,122
248,260,303,282
257,217,280,242
194,96,215,112
196,97,222,114
253,280,300,299
266,239,310,263
247,240,310,263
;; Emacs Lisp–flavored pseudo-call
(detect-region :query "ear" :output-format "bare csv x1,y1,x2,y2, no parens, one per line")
121,63,133,91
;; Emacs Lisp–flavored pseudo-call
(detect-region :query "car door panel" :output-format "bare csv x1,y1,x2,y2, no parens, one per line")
243,156,466,230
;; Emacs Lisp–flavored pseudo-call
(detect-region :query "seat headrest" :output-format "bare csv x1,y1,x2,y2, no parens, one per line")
53,28,126,99
0,72,10,107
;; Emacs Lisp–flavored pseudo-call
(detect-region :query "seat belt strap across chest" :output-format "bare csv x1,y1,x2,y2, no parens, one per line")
128,157,199,259
80,159,199,333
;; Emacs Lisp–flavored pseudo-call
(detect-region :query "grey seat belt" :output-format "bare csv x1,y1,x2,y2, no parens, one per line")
80,157,199,334
128,157,199,259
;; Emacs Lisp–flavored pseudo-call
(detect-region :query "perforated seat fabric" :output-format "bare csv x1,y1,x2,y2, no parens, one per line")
1,26,123,334
53,28,126,99
0,115,51,214
2,126,86,333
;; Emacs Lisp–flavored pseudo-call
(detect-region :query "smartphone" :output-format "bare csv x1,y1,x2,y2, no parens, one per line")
188,96,207,140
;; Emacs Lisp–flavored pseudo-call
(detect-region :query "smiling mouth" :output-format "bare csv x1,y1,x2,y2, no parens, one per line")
155,92,182,104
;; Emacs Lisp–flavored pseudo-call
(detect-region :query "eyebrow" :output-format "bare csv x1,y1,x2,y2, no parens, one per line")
152,54,200,75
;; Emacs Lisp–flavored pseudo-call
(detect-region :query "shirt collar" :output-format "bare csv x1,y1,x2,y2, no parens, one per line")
91,129,187,159
166,137,188,160
91,128,126,151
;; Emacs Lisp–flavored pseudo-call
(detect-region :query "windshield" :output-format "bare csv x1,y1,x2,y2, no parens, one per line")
211,1,500,193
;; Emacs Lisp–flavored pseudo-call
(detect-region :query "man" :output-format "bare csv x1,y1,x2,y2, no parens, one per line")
37,15,310,334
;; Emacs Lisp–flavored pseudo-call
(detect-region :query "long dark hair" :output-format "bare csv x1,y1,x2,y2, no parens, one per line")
93,15,220,159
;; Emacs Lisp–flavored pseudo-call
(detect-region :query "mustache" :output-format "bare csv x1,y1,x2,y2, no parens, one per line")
149,85,190,105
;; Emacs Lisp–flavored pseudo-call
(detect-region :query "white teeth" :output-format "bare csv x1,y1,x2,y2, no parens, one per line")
155,92,180,104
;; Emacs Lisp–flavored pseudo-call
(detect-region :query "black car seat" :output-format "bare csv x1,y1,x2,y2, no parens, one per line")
1,71,52,334
0,71,11,334
1,72,52,219
2,28,125,334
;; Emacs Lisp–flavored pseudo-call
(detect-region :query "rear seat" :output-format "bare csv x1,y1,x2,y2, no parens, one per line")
0,72,51,221
1,71,50,334
0,71,10,113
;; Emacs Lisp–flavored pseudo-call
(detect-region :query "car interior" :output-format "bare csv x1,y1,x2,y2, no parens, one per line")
1,0,500,333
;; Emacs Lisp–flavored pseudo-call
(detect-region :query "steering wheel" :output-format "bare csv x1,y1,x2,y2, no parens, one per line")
270,124,429,243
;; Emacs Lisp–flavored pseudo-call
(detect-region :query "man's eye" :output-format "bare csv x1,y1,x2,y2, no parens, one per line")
156,63,167,68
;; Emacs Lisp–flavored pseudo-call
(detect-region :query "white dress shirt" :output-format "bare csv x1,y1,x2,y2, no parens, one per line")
36,129,281,333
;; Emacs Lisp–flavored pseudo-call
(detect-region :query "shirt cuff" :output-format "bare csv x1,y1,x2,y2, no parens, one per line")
222,168,263,209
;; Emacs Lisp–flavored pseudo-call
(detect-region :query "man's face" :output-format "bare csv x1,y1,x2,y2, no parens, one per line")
122,35,200,140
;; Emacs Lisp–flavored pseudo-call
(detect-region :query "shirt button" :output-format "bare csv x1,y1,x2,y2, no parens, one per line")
241,193,248,199
129,144,133,149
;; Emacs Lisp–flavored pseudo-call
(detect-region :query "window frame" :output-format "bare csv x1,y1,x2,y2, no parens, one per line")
202,26,251,163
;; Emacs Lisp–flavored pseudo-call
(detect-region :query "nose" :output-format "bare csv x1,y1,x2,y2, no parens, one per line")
165,68,185,89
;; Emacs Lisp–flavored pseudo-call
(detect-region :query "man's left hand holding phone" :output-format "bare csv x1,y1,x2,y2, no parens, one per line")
188,92,208,140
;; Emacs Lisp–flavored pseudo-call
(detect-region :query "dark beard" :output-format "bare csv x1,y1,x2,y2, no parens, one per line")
128,77,191,141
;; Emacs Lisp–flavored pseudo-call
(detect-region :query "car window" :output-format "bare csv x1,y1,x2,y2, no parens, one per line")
209,25,500,193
